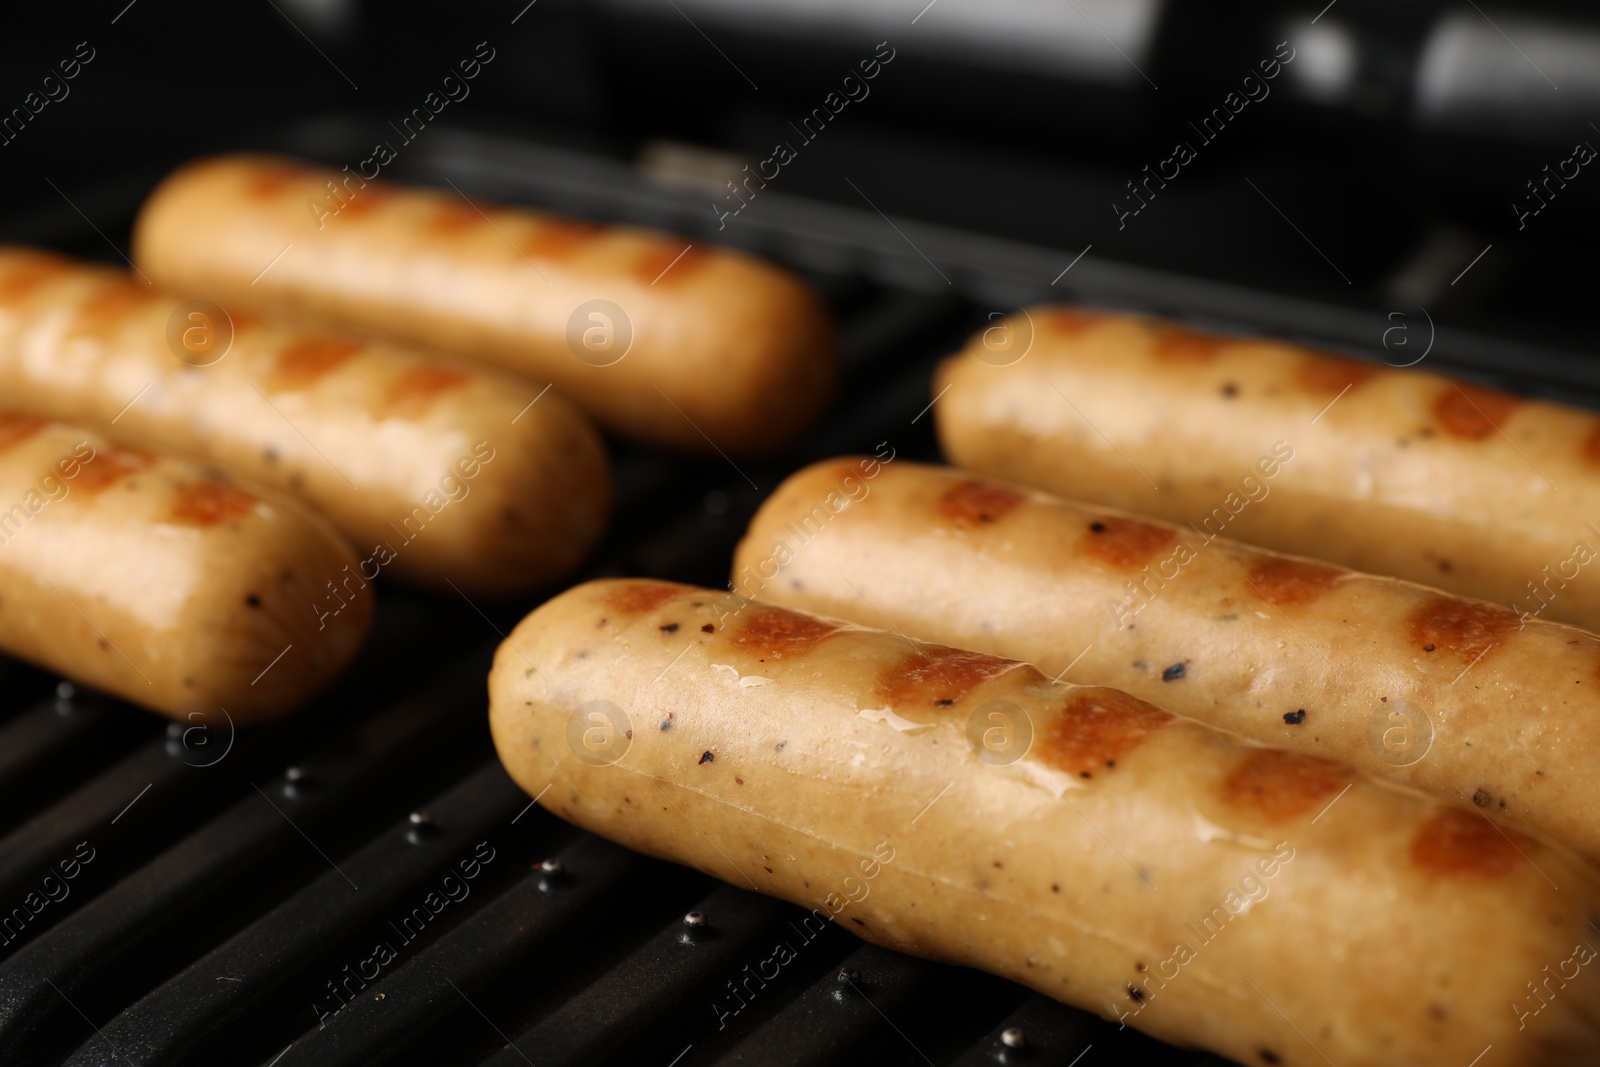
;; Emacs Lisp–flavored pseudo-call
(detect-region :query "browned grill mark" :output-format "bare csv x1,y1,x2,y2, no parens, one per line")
730,607,840,660
1410,807,1526,877
427,201,487,236
633,243,708,286
270,337,363,390
600,581,692,615
71,282,159,338
1081,516,1177,568
1246,558,1345,608
1036,689,1174,779
1041,308,1104,336
876,646,1019,709
384,366,470,417
830,460,871,485
169,480,258,526
0,254,71,304
938,481,1027,526
514,218,604,261
1582,424,1600,468
1433,382,1519,441
1409,596,1518,665
337,184,399,220
0,414,51,451
74,445,156,494
1222,749,1351,820
242,162,314,198
1295,353,1378,397
1153,328,1224,363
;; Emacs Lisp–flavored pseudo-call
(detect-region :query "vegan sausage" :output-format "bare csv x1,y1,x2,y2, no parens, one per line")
0,247,610,595
0,416,370,722
733,457,1600,868
935,307,1600,630
490,578,1600,1067
132,154,837,455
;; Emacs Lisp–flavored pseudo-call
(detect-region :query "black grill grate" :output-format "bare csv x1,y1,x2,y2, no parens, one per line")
2,123,1586,1067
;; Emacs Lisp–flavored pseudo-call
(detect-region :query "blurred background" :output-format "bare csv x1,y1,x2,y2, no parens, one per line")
4,0,1600,362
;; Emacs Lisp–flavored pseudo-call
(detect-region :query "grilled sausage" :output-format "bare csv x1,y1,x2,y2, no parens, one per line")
935,307,1600,630
0,247,610,596
490,578,1600,1067
132,154,838,455
0,416,370,722
732,457,1600,869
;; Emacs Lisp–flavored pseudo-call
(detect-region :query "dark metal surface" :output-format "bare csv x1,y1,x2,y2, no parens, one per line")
4,122,1592,1066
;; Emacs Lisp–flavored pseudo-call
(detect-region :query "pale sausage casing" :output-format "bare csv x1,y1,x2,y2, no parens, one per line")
0,416,370,723
132,154,838,455
732,458,1600,868
935,307,1600,630
490,578,1600,1067
0,247,610,596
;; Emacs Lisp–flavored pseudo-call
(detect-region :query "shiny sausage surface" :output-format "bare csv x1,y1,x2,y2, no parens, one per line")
0,247,610,595
733,458,1600,868
133,154,838,455
490,578,1600,1067
935,307,1600,629
0,416,369,722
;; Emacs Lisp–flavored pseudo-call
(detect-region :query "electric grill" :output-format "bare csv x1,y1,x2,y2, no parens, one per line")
2,1,1597,1063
